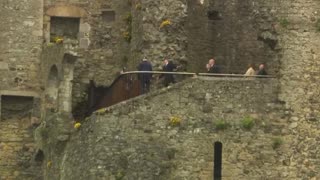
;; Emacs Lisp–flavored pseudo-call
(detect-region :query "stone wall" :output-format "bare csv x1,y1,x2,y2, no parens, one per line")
278,0,320,118
0,0,44,179
41,0,132,118
187,0,281,74
277,0,320,177
0,0,319,179
38,77,320,179
0,92,42,179
0,0,43,91
40,45,80,118
130,0,188,70
1,96,34,120
0,116,42,180
43,0,131,86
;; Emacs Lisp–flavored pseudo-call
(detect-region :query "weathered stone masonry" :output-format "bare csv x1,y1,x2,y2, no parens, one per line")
0,0,43,179
187,0,282,74
0,0,319,179
44,78,312,179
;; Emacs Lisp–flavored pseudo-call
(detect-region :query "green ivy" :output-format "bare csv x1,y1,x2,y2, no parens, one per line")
215,119,230,130
279,18,290,28
272,137,283,149
241,116,255,130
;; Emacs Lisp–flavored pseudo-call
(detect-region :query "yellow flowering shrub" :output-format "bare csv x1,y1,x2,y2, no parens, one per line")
47,161,52,168
135,3,142,10
122,31,131,42
169,116,182,126
74,122,81,129
160,19,172,28
95,107,107,114
47,42,54,47
53,36,63,44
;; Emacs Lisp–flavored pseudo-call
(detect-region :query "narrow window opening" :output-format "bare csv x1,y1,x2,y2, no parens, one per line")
101,10,116,23
214,141,222,180
46,65,59,106
1,95,34,121
50,16,80,41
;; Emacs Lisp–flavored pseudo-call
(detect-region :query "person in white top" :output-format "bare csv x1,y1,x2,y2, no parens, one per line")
244,63,256,76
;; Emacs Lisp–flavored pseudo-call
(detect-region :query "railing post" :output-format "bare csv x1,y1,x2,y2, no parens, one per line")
214,141,222,180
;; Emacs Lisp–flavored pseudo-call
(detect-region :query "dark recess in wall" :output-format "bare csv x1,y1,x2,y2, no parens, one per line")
207,10,222,20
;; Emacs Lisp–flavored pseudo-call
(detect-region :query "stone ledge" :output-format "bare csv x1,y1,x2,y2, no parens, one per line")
0,90,40,97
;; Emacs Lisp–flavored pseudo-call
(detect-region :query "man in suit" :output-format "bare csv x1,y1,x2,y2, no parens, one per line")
160,59,177,87
256,63,268,76
206,59,220,73
138,58,153,93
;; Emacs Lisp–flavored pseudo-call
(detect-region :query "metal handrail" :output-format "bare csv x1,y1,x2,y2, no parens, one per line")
121,71,196,75
121,71,276,78
198,73,276,78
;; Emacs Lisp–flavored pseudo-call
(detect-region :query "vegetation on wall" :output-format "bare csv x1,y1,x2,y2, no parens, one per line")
241,116,255,130
215,119,230,130
135,3,142,10
122,13,132,42
160,19,172,29
169,116,182,126
279,18,290,28
272,137,283,149
316,19,320,32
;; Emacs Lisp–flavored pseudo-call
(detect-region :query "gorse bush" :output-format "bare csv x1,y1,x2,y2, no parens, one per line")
241,116,255,130
160,19,172,28
169,116,182,126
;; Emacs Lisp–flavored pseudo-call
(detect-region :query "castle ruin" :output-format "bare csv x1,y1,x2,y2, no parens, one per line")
0,0,319,179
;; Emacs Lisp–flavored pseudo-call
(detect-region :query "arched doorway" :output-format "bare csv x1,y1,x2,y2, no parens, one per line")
46,65,59,110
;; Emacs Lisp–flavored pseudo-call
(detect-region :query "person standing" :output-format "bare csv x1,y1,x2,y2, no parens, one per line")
138,58,153,93
160,59,177,87
244,63,256,76
256,63,268,76
206,59,220,73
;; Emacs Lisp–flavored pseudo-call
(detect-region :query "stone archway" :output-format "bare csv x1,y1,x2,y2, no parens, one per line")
58,54,76,113
46,65,59,109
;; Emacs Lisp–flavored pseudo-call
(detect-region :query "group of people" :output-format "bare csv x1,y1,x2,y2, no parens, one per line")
137,57,269,94
138,58,177,93
205,58,268,76
244,63,268,76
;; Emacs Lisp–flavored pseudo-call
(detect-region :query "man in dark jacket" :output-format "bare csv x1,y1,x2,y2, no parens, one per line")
206,59,220,73
160,59,177,87
138,58,153,93
256,63,268,76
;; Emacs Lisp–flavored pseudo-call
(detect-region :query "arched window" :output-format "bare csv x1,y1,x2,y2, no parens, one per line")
46,65,59,108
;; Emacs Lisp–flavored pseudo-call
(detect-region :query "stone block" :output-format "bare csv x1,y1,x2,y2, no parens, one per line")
32,30,43,36
0,62,9,70
105,49,113,58
80,23,91,33
79,38,90,49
